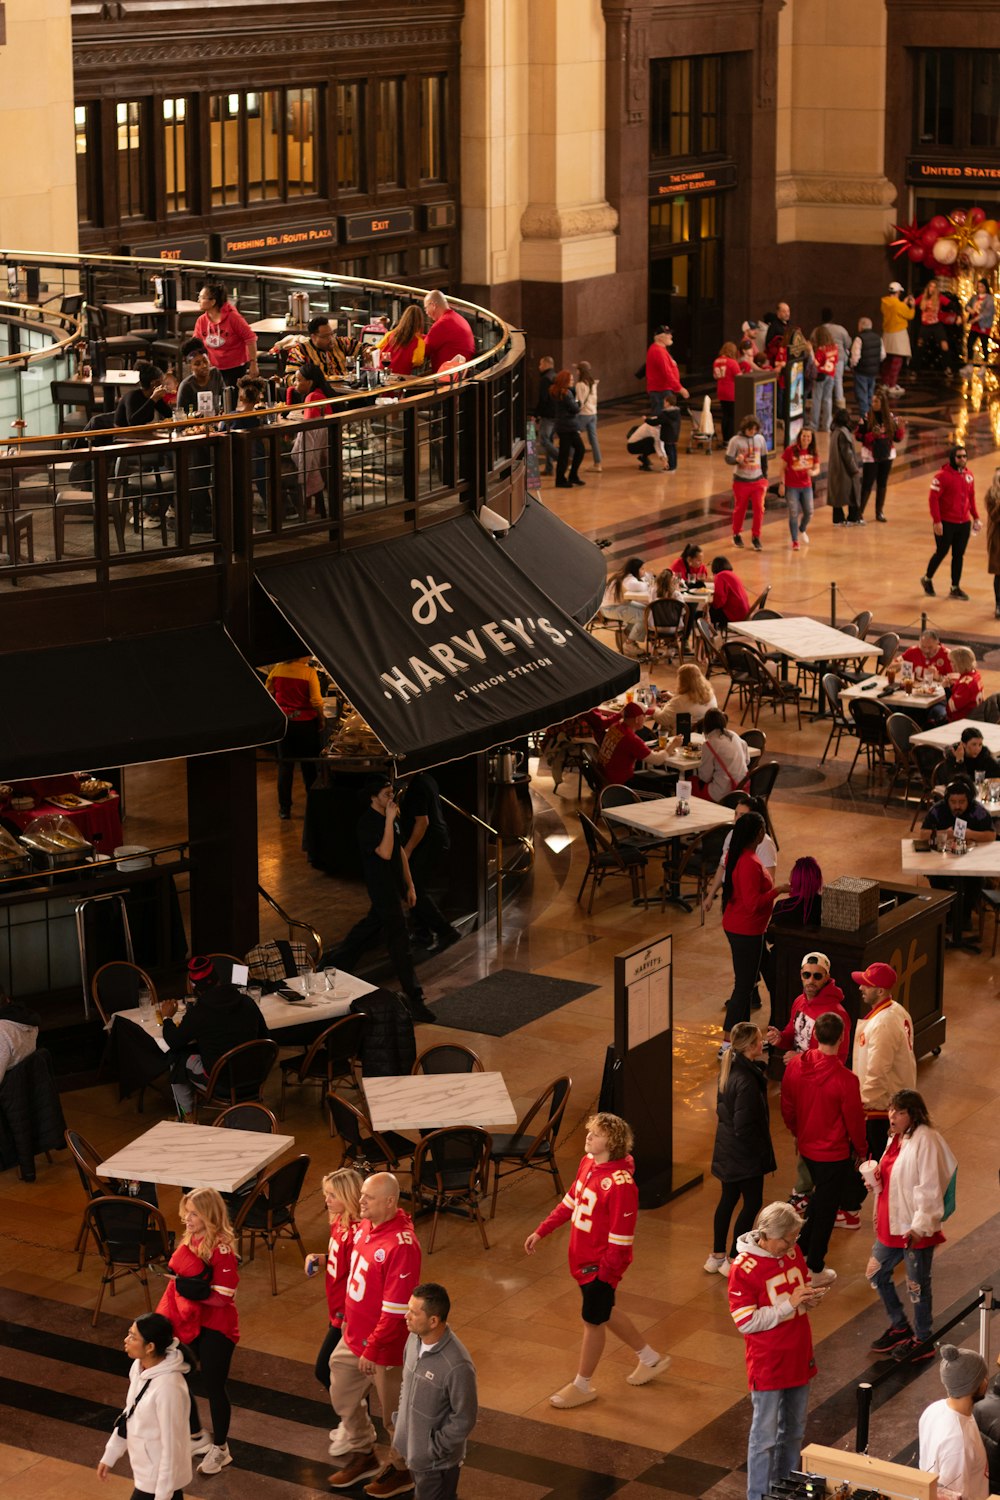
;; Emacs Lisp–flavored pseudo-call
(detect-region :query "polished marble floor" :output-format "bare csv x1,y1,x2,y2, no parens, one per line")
2,370,999,1497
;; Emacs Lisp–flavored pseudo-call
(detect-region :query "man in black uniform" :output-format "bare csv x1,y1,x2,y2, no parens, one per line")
330,776,434,1023
399,772,462,953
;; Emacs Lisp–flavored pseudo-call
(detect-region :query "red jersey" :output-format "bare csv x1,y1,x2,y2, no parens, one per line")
713,356,740,402
324,1218,359,1326
814,343,838,377
646,342,682,394
781,445,817,489
157,1238,240,1345
947,671,983,721
729,1237,817,1390
535,1153,637,1288
343,1209,421,1365
902,643,953,677
596,721,650,786
711,569,750,623
424,309,475,372
929,465,978,525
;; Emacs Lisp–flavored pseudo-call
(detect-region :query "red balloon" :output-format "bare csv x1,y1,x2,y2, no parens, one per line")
929,215,950,233
924,251,940,270
908,245,925,262
970,207,986,226
921,226,941,248
951,209,968,226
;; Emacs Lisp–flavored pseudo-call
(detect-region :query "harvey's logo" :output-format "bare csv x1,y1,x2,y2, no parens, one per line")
379,574,572,704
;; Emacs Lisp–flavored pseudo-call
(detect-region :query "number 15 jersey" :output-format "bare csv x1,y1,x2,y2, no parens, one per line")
534,1153,638,1288
342,1208,422,1366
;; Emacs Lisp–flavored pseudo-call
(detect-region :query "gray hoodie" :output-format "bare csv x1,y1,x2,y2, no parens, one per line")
392,1327,478,1473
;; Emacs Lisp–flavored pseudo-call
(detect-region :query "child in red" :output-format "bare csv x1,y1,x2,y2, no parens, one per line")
713,341,741,442
525,1112,671,1408
781,428,819,550
304,1168,363,1395
157,1187,240,1477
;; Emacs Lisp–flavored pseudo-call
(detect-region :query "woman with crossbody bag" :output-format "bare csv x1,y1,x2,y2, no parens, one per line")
696,710,750,802
98,1312,192,1499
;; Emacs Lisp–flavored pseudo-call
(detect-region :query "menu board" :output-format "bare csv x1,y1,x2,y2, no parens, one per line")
621,935,672,1049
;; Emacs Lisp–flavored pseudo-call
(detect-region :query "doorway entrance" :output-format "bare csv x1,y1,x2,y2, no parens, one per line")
648,193,723,375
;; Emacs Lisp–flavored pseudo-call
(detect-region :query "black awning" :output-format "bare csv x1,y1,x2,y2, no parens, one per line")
501,497,607,623
256,512,636,770
0,625,287,780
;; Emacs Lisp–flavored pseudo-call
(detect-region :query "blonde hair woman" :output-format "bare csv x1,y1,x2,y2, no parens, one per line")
306,1168,364,1403
705,1024,776,1275
156,1187,239,1477
941,643,983,723
655,663,718,731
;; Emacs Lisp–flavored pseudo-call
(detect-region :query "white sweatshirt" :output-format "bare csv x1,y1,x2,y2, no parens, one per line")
100,1343,193,1500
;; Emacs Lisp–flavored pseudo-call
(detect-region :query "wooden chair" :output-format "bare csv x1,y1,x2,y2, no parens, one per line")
412,1043,484,1075
577,812,650,913
190,1038,278,1121
83,1196,171,1325
747,760,781,848
278,1015,366,1122
90,962,157,1027
694,616,729,675
745,649,803,729
411,1128,492,1253
214,1102,277,1132
721,641,759,720
489,1076,571,1217
233,1154,311,1295
740,728,767,755
588,610,626,655
747,584,772,616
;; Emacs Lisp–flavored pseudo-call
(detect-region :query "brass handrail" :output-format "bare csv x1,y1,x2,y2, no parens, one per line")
0,297,83,368
0,837,189,890
257,882,322,968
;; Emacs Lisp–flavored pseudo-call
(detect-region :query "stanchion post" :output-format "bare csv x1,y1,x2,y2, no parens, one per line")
855,1381,873,1454
830,581,837,629
921,610,928,632
979,1284,993,1363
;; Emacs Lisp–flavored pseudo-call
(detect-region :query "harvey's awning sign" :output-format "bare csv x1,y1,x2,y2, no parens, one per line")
257,513,636,769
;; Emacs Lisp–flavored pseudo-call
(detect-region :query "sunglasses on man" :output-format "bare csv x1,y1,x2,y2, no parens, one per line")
800,969,825,980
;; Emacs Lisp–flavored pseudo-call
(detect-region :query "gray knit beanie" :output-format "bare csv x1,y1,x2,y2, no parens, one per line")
939,1343,987,1398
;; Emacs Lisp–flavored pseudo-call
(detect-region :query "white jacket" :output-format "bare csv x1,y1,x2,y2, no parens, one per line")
100,1342,193,1500
876,1124,957,1240
853,999,915,1113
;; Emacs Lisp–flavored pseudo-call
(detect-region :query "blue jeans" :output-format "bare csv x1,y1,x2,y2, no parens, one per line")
834,360,845,407
811,375,834,430
747,1385,811,1500
579,413,602,465
854,374,876,417
537,418,558,472
787,486,814,543
868,1238,935,1341
602,601,645,644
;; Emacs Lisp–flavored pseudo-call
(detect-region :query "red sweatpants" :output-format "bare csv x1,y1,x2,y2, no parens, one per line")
732,478,767,539
880,354,903,387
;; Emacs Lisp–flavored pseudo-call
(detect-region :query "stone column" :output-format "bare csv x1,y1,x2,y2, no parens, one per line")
0,0,78,252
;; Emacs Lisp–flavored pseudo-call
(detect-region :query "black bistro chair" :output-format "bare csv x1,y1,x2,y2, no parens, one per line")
411,1127,492,1253
233,1153,311,1295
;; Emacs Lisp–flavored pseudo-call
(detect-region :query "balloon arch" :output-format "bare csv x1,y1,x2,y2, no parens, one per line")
891,207,1000,276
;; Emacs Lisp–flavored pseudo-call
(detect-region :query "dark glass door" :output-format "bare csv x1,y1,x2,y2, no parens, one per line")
648,193,723,375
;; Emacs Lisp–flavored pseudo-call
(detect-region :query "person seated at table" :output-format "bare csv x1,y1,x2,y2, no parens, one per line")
285,314,355,382
902,629,952,679
0,989,38,1086
176,338,227,415
654,663,718,732
595,702,672,790
652,567,684,603
696,709,751,802
378,305,427,378
540,709,613,790
600,557,652,655
160,956,270,1120
942,726,999,784
114,362,175,429
943,645,984,722
920,777,996,952
670,543,710,586
286,360,338,417
708,556,750,632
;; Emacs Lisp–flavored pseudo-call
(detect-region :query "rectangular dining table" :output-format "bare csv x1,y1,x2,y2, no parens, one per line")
658,732,761,773
603,794,736,839
729,615,883,671
839,674,945,712
910,718,1000,754
363,1072,517,1133
900,836,1000,878
97,1119,293,1193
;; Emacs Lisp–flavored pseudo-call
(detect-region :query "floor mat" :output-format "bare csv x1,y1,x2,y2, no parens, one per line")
431,970,597,1036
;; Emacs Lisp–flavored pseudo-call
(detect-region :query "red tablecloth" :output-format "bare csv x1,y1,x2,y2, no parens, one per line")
3,789,124,850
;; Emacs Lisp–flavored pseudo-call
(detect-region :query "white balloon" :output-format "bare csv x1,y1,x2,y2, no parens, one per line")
982,248,999,270
973,228,992,249
932,238,959,265
967,246,991,268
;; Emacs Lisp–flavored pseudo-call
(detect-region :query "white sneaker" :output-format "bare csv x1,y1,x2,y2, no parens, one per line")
703,1252,727,1273
717,1257,732,1276
198,1444,233,1475
142,516,162,529
809,1267,837,1288
799,529,810,545
190,1430,213,1457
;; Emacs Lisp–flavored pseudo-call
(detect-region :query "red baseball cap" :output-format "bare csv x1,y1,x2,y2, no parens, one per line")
851,961,897,989
623,702,645,718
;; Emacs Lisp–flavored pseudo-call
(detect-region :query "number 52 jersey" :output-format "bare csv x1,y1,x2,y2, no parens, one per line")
534,1153,638,1288
728,1233,817,1390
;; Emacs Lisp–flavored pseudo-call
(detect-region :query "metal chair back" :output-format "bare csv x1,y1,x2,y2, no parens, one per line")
90,962,157,1027
852,610,873,640
214,1102,278,1132
412,1044,484,1075
412,1127,493,1252
193,1038,278,1118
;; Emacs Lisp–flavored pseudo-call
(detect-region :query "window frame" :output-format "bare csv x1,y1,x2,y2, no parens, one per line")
649,55,725,164
115,97,150,222
913,47,1000,153
208,86,323,209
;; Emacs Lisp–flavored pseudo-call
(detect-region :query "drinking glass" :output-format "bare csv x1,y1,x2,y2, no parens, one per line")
138,986,153,1019
306,971,328,995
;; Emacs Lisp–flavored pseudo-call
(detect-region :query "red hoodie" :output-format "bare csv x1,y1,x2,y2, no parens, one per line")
774,979,850,1063
928,464,978,525
535,1153,637,1288
780,1049,867,1162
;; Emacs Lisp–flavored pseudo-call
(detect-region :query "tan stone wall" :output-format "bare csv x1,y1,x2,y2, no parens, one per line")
775,0,895,246
0,0,78,255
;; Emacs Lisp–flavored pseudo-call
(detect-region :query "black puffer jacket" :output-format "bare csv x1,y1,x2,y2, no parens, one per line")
350,988,416,1077
711,1051,776,1182
0,1047,66,1180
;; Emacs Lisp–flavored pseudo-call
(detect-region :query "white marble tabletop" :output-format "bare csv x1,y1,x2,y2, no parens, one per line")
839,674,945,709
604,796,736,838
910,718,1000,752
657,733,761,772
730,616,883,664
97,1120,294,1192
103,299,201,315
363,1072,517,1132
901,837,1000,876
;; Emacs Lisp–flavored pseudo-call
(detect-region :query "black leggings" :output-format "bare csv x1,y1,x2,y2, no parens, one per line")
713,1175,764,1258
925,519,971,589
132,1492,183,1500
724,931,765,1033
187,1327,236,1446
315,1322,341,1389
859,459,893,518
